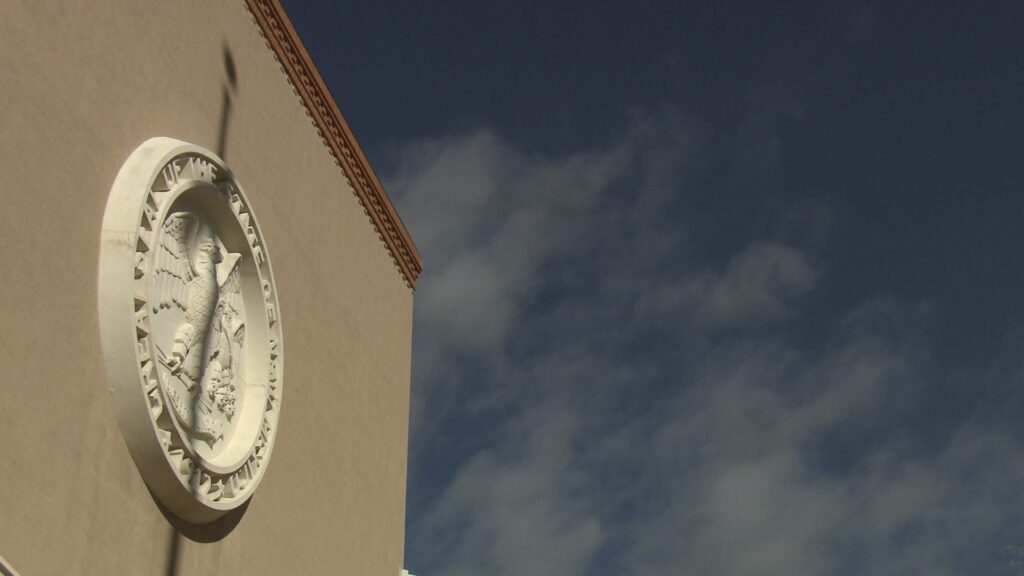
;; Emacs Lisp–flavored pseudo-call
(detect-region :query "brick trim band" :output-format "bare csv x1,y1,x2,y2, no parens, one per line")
244,0,423,289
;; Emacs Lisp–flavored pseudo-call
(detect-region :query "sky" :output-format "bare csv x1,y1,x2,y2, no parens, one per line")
284,3,1024,574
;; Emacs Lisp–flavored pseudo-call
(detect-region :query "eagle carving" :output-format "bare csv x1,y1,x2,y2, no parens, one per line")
152,212,245,445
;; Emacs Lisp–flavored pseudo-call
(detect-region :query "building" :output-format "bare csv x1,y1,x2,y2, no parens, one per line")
0,1,421,574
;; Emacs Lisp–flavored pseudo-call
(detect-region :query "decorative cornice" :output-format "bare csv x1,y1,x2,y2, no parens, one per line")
244,0,423,289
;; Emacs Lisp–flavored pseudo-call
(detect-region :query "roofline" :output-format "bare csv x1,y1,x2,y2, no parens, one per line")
244,0,423,289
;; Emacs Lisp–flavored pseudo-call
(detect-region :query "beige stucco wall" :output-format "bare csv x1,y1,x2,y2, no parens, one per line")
0,2,413,574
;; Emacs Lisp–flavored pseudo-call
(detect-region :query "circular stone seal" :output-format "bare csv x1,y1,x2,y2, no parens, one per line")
99,137,283,523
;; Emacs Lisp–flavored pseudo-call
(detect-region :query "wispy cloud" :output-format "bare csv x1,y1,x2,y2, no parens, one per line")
633,241,818,331
388,110,1024,576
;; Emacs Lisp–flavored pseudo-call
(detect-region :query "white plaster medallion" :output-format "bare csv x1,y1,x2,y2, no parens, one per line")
99,137,283,523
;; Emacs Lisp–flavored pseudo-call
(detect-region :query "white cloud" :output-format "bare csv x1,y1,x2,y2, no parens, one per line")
387,119,659,431
421,402,605,576
388,114,1024,576
634,241,818,331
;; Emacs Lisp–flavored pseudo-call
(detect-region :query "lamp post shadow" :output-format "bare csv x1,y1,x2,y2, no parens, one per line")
162,40,245,576
157,490,252,576
217,44,238,161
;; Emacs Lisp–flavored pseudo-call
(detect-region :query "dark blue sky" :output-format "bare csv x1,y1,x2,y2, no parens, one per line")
287,3,1024,574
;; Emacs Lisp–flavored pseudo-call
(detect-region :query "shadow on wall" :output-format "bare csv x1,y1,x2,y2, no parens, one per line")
218,43,238,161
160,497,251,576
159,40,245,576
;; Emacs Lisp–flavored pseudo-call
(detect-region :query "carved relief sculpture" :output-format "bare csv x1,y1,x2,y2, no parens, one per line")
155,213,244,444
99,138,283,523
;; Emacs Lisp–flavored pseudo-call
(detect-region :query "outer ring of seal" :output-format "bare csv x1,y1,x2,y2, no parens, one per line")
98,137,284,523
